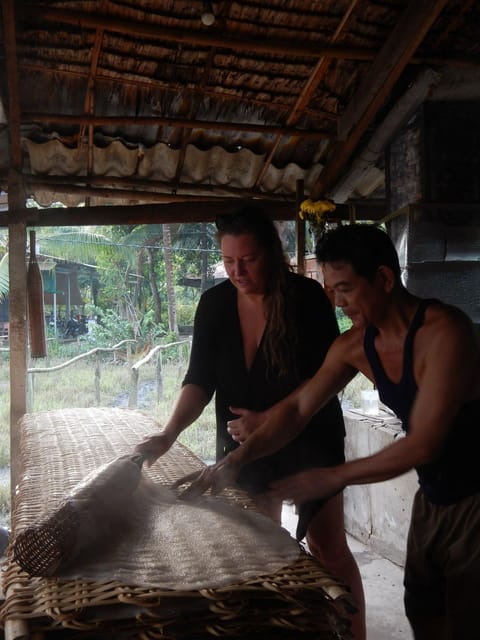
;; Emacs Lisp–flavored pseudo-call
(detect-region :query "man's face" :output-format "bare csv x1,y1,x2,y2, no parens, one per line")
322,260,382,328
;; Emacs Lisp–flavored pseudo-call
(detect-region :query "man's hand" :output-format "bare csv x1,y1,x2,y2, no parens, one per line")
227,406,265,443
134,432,174,467
172,456,239,500
269,467,345,505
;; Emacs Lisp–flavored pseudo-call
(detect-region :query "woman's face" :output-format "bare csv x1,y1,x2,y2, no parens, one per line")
220,233,269,295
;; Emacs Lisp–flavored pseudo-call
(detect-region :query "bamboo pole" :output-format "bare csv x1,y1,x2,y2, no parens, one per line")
27,230,47,358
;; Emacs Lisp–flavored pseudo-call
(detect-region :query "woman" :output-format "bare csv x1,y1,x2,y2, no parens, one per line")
135,206,365,639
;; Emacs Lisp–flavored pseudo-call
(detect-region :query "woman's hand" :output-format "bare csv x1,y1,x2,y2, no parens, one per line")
134,432,175,467
227,406,266,443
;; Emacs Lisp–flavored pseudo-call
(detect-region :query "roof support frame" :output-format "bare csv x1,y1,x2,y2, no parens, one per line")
311,0,450,198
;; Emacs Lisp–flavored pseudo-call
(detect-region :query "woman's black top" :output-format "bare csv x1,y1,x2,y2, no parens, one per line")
183,272,345,497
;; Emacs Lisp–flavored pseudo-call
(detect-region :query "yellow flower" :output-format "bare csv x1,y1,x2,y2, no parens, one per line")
299,199,336,225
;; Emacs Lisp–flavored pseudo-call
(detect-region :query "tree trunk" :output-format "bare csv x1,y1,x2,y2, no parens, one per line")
147,247,162,324
131,251,145,310
163,224,177,334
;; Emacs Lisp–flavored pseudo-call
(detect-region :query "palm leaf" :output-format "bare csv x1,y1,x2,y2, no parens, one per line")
35,228,133,264
0,253,9,301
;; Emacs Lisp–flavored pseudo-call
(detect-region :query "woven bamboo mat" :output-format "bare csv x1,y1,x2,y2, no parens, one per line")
1,407,354,639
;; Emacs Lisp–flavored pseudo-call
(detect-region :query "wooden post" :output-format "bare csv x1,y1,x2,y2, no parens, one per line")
156,350,163,402
94,353,101,405
129,368,138,408
26,371,34,413
5,0,29,500
9,222,27,497
295,179,306,275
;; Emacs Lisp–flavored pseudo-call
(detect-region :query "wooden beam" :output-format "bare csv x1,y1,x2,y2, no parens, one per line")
23,113,332,140
22,173,296,201
311,0,449,198
0,200,297,227
23,6,377,62
338,0,449,141
0,198,387,227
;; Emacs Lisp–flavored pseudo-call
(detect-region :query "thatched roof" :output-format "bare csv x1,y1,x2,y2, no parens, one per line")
1,0,479,225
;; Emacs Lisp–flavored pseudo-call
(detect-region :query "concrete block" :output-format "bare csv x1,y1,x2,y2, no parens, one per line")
343,411,417,566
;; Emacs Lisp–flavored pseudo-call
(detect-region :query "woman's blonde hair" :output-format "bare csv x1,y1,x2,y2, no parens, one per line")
215,205,296,377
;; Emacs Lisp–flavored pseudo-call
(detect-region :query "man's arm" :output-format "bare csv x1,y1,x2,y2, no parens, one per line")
232,334,358,465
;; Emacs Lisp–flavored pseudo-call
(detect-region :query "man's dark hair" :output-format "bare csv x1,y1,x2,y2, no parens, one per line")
315,224,401,282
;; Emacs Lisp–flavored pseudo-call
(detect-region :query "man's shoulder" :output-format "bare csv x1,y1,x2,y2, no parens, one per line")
420,300,479,359
330,324,366,363
424,299,474,332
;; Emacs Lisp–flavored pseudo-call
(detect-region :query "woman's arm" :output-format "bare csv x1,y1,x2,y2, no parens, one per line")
135,383,210,466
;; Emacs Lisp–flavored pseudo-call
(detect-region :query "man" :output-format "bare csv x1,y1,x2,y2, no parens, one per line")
173,224,480,640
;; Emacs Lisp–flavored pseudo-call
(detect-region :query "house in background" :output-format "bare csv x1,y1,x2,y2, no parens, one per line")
0,256,97,340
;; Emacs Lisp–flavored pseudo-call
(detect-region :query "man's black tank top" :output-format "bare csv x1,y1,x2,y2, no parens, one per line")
364,299,480,505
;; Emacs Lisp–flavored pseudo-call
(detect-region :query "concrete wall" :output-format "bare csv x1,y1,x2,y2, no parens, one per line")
343,410,418,567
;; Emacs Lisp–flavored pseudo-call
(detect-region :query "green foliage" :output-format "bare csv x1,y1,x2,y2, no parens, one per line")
176,302,197,326
162,330,178,344
43,335,90,359
0,253,9,302
336,308,352,333
88,309,136,347
0,408,9,468
140,309,166,342
37,227,125,264
159,331,189,362
0,483,10,520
